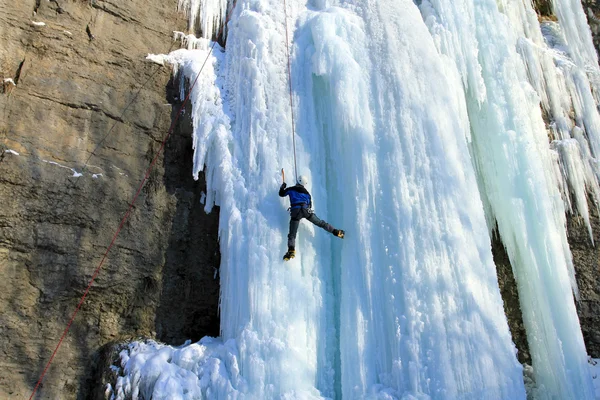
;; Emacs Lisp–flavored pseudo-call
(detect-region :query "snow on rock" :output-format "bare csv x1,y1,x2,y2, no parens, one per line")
113,338,245,400
42,160,82,178
31,21,46,26
147,54,170,66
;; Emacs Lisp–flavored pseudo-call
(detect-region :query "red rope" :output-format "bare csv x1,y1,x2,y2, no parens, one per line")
27,4,237,396
282,0,299,182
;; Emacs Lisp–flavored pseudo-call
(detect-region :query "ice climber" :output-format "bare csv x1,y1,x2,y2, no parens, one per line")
279,174,345,261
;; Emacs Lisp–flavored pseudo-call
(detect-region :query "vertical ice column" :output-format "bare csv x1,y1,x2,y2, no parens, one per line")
178,0,230,37
551,0,600,92
301,1,525,398
495,0,600,240
418,0,596,398
199,0,336,398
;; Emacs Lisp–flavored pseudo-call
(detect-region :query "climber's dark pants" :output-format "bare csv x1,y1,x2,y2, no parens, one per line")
288,207,333,249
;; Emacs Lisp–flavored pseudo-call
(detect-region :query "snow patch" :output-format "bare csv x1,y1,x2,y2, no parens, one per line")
4,149,19,155
112,338,246,399
42,160,82,178
146,54,169,66
104,383,113,399
31,21,46,27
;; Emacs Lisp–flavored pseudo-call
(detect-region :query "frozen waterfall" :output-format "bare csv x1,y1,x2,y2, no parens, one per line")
110,0,599,399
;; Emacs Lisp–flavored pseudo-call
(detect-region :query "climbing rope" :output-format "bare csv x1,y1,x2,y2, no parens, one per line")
28,6,236,399
282,0,299,183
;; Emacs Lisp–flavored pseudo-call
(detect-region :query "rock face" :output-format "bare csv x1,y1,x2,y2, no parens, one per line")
492,238,531,365
582,0,600,54
570,212,600,358
0,1,220,398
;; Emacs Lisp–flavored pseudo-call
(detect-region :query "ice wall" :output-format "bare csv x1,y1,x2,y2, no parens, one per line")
499,0,600,239
110,0,600,399
418,0,596,398
298,2,526,398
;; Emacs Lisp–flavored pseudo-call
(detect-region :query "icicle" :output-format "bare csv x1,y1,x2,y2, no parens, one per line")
177,0,230,38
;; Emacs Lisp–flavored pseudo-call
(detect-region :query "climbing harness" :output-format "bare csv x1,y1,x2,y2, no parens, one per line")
282,0,299,183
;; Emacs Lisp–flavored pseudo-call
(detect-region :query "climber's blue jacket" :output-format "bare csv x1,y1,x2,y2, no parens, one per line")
279,183,312,209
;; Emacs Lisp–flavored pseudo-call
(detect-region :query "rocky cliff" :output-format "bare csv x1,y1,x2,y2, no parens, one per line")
582,0,600,53
1,0,599,399
0,1,220,398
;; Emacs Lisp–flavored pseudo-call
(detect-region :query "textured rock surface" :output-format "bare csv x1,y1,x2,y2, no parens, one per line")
532,0,553,19
570,211,600,358
492,237,531,365
582,0,600,54
0,0,220,398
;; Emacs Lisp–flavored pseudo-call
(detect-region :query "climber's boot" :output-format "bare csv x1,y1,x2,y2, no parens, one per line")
333,229,345,239
283,247,296,261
